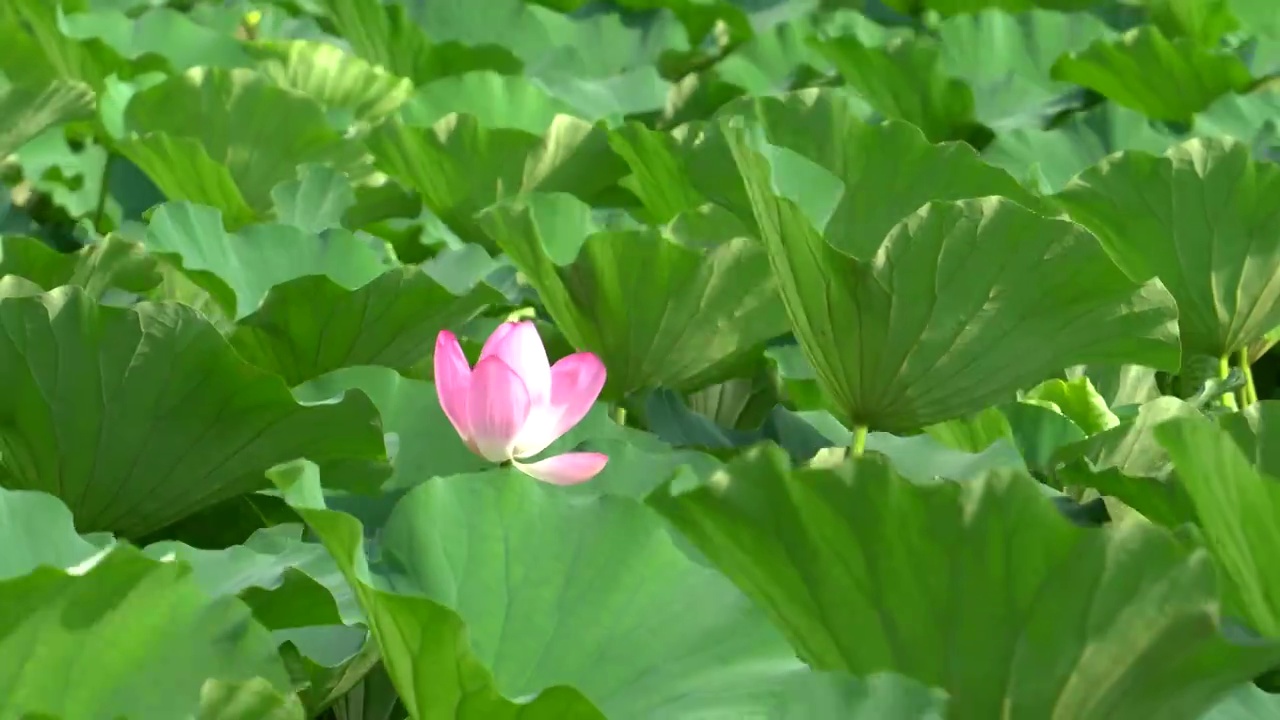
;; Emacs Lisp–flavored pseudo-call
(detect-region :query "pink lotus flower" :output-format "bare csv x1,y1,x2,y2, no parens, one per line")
434,321,609,485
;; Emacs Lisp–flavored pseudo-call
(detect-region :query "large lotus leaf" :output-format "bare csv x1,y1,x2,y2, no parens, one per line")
269,460,608,720
338,183,428,260
602,120,715,223
0,73,94,159
116,133,259,227
1051,26,1252,123
681,371,775,431
0,234,160,299
1229,0,1280,39
269,163,356,235
1013,379,1105,440
1202,684,1280,719
1052,396,1200,526
724,125,1180,432
405,70,614,135
649,445,1280,720
923,405,1016,454
936,9,1112,129
535,67,673,124
0,543,291,719
865,430,1029,483
198,678,305,720
1065,362,1163,409
391,0,688,80
1196,89,1280,157
400,71,583,135
143,523,370,713
1055,138,1280,359
117,68,367,226
707,10,904,99
1216,401,1280,480
1235,15,1280,80
996,403,1090,475
275,458,950,718
95,71,167,141
277,629,378,714
984,103,1181,193
375,469,789,717
670,669,948,719
1147,0,1240,45
702,20,825,96
600,0,755,42
877,0,1101,13
315,0,522,85
406,69,670,130
247,39,414,128
143,524,357,626
0,486,101,579
145,489,302,553
0,287,388,537
145,202,394,321
57,4,254,73
293,367,495,493
643,386,838,465
812,33,977,143
230,265,501,387
0,277,44,301
1024,376,1120,436
708,87,1044,259
15,128,161,226
1155,410,1280,638
478,193,788,397
8,125,102,217
325,662,405,720
0,0,127,88
1008,386,1098,456
365,112,626,249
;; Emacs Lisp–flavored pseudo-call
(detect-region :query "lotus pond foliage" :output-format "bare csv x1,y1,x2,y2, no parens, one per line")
6,0,1280,718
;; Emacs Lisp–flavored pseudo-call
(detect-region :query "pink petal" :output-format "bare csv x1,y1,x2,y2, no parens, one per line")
480,321,551,407
480,321,516,354
514,352,606,457
515,452,608,485
467,356,532,462
434,331,473,444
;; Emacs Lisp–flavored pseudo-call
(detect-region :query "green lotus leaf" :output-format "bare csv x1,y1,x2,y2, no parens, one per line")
650,445,1280,720
0,287,388,537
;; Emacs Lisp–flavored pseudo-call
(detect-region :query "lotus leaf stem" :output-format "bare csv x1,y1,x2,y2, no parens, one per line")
1239,347,1258,407
1220,355,1238,411
851,424,868,458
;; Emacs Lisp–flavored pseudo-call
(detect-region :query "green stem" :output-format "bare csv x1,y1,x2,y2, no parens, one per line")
1239,346,1258,406
611,404,627,427
850,424,868,458
1220,355,1238,410
92,152,113,233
